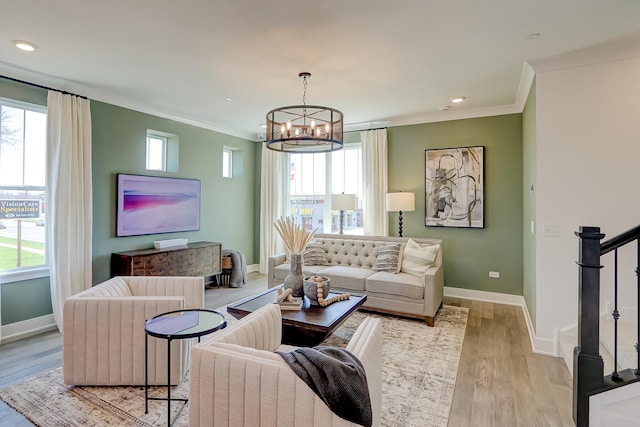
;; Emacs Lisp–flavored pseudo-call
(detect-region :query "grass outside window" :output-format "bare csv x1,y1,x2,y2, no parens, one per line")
0,237,45,270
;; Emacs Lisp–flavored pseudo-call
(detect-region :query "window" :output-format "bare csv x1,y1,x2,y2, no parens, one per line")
146,134,166,171
223,148,232,178
222,146,244,178
146,129,179,172
288,144,363,234
0,98,47,275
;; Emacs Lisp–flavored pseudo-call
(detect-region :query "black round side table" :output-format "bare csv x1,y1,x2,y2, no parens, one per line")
144,308,226,426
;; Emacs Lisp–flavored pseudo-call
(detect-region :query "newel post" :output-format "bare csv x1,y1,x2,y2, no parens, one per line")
573,226,605,427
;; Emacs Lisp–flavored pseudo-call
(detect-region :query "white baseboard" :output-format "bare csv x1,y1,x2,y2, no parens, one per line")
246,263,259,273
1,314,58,344
444,286,524,306
444,286,557,356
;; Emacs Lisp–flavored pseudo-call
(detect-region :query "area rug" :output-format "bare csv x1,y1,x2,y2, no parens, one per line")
0,305,468,427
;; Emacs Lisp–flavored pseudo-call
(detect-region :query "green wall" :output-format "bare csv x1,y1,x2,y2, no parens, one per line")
1,276,52,324
522,79,537,328
387,114,523,294
91,101,258,283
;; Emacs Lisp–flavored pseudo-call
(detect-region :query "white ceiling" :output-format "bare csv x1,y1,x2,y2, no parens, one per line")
2,0,640,140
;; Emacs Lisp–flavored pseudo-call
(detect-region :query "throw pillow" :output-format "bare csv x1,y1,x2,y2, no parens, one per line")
375,243,402,273
400,239,439,278
303,243,328,266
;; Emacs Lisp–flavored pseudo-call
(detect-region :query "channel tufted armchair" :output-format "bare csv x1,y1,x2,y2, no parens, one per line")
189,303,383,427
63,275,204,386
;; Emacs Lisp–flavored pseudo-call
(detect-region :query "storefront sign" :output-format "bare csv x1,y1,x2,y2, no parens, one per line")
0,200,40,219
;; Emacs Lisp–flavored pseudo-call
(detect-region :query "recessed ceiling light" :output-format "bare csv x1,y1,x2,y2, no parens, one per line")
259,124,267,128
13,40,37,52
450,96,466,103
527,33,541,40
225,97,232,101
439,106,451,111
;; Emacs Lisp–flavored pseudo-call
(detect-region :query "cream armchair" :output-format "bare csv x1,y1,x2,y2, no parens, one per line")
63,276,204,386
189,303,383,427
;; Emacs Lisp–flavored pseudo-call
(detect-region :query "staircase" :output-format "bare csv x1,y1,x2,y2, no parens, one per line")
559,319,637,377
572,226,640,427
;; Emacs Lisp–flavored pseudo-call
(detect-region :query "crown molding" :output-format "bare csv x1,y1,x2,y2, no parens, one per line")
528,33,640,74
369,103,522,130
515,62,535,112
0,62,255,141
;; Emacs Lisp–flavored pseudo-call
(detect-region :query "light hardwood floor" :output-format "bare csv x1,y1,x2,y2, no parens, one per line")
0,274,574,426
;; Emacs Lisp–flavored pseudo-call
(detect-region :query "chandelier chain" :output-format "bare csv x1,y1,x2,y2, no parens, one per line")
302,75,308,117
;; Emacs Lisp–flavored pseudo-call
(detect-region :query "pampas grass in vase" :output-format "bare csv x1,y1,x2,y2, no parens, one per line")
274,216,317,297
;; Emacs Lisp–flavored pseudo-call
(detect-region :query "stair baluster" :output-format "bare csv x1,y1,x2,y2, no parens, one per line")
612,249,620,381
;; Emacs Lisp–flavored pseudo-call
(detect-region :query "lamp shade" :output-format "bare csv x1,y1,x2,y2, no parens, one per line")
331,193,356,211
386,192,415,212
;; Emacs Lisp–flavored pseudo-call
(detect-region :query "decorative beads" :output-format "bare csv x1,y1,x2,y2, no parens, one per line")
315,281,350,307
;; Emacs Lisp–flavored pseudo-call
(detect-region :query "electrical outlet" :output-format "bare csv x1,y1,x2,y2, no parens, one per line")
489,271,500,278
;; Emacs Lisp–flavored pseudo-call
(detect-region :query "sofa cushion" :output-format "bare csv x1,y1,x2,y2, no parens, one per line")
303,243,328,266
273,263,326,285
315,266,374,291
317,238,379,270
400,239,440,278
365,271,425,299
375,243,401,273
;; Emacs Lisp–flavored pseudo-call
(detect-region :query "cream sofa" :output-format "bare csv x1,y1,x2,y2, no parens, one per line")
63,275,204,386
269,234,444,326
189,303,383,427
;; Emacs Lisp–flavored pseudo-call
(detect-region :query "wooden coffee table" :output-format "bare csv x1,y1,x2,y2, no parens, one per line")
226,285,367,346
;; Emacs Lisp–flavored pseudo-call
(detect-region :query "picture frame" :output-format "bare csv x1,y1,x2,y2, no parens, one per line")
116,173,201,237
425,146,484,228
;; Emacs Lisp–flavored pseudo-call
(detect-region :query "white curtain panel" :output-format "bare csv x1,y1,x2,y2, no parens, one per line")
46,91,93,331
258,144,287,274
361,128,389,236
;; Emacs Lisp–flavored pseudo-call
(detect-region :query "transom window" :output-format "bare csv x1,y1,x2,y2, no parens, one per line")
223,148,232,178
146,134,167,171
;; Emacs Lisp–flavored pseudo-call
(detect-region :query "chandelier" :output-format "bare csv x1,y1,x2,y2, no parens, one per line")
265,72,344,153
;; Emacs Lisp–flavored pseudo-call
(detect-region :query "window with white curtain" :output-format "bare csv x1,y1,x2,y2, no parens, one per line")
0,98,47,275
288,144,363,234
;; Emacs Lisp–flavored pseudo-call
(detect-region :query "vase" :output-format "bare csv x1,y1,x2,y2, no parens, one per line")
303,276,331,306
283,254,304,297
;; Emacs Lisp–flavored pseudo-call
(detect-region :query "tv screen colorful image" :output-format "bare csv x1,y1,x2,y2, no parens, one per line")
116,173,201,237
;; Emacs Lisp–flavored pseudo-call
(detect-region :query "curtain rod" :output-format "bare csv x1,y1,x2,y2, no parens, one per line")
1,75,88,99
344,126,387,134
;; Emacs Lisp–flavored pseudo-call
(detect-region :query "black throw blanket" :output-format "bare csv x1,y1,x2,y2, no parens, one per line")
277,346,372,427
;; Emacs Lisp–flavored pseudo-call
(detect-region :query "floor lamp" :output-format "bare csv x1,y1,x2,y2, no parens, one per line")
386,192,415,237
331,193,356,234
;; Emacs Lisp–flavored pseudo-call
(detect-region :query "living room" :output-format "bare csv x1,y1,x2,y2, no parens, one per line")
2,2,640,426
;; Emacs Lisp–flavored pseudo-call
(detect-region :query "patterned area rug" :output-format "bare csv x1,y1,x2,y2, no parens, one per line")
0,305,468,427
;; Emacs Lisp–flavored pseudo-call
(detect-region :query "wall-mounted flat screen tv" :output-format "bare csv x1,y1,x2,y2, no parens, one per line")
116,173,201,237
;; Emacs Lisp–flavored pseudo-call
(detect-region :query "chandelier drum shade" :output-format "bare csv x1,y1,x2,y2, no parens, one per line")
266,72,344,153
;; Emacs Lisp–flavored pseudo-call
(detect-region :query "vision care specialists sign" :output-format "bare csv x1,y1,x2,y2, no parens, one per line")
0,200,40,219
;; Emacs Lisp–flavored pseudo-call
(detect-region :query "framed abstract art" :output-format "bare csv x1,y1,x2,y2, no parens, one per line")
425,146,484,228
